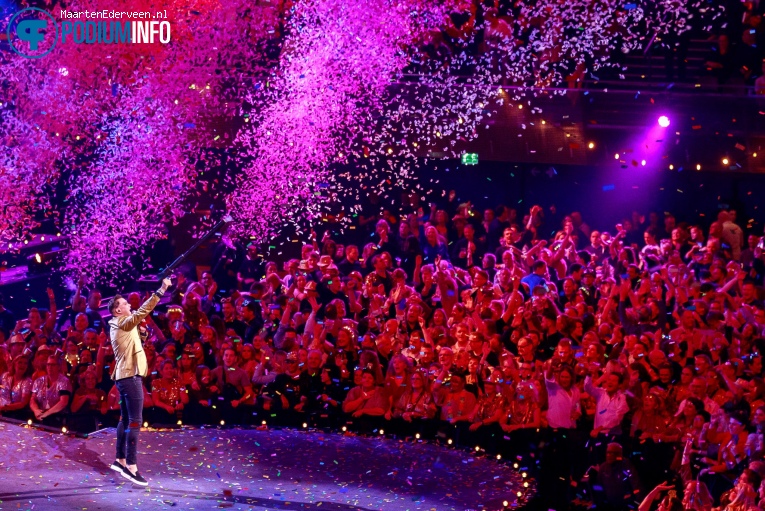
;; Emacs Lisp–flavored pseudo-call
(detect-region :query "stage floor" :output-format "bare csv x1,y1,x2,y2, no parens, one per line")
0,422,531,510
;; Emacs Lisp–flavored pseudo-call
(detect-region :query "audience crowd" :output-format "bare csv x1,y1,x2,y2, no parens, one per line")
409,0,765,92
2,196,765,510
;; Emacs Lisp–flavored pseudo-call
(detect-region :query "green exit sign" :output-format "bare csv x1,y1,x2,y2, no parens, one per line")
461,153,478,165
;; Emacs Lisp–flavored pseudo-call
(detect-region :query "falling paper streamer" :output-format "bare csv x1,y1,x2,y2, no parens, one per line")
0,0,722,281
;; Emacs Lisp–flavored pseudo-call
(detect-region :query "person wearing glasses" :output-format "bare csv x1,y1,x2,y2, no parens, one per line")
30,354,72,427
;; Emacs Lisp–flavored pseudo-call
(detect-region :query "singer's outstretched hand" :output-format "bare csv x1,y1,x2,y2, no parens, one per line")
161,277,173,291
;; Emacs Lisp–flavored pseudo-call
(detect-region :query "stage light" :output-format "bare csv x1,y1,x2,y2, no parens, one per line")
27,420,32,425
447,439,453,445
722,158,729,165
513,463,519,469
522,472,527,478
143,422,148,427
503,501,509,507
27,247,67,275
379,429,384,435
754,153,758,157
220,420,225,426
261,420,267,425
696,164,701,170
614,153,619,160
496,454,502,460
669,165,674,170
302,422,308,428
415,433,420,439
475,446,480,451
61,427,67,433
641,160,646,166
27,253,49,274
342,426,347,432
588,142,595,149
658,115,670,128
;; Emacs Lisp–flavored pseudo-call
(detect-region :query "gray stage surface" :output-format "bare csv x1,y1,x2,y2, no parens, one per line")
0,422,531,510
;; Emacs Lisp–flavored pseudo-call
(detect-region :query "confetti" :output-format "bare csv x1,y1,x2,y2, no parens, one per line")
0,0,720,279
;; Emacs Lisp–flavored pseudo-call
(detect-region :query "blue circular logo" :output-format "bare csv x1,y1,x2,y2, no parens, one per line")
6,7,58,59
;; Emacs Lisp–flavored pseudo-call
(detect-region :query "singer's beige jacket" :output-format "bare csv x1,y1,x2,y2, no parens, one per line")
108,293,160,381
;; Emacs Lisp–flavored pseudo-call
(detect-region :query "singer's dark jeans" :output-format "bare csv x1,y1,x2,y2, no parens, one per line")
115,375,143,466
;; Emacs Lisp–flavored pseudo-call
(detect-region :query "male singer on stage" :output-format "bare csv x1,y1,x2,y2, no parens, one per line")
107,277,172,486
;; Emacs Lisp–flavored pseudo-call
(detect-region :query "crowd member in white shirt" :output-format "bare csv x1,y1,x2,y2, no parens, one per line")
719,210,744,261
544,360,581,430
585,364,629,438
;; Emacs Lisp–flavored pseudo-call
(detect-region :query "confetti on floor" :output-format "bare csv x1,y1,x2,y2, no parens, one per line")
0,422,529,510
